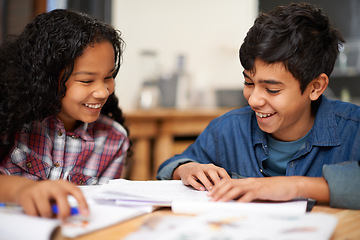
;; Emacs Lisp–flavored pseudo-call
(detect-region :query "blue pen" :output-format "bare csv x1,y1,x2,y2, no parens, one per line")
51,205,80,215
0,202,79,215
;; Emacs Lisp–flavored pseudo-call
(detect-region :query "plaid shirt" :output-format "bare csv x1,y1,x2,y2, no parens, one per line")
0,114,129,185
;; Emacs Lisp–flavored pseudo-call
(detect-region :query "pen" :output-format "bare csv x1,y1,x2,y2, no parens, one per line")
51,205,79,215
0,202,79,216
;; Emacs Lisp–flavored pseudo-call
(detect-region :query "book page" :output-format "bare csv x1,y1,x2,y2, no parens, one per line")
0,211,60,240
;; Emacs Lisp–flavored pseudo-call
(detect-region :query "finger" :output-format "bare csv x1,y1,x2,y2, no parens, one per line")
66,184,89,217
196,171,215,191
21,195,39,216
31,189,54,218
54,192,71,221
206,170,222,187
218,187,245,202
237,191,257,203
184,176,207,191
209,181,234,201
217,168,231,179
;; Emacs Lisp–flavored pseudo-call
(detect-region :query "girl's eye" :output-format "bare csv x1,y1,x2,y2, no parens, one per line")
79,80,93,84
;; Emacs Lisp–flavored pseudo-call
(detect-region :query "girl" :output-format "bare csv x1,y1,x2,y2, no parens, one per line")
0,9,129,217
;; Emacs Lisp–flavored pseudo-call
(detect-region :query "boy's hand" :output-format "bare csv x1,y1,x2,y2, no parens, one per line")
208,177,299,202
207,176,329,203
173,162,230,191
14,179,89,220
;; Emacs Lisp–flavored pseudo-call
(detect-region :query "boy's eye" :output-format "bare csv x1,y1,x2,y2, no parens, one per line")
266,89,280,94
244,81,254,86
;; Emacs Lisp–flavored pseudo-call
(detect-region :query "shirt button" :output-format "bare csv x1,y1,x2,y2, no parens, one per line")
58,130,63,136
54,162,60,168
71,135,77,139
26,162,32,168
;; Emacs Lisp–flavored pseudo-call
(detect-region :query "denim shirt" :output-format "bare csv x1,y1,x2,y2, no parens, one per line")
157,96,360,209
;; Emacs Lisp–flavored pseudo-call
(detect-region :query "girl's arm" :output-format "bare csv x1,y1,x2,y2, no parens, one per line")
0,175,89,220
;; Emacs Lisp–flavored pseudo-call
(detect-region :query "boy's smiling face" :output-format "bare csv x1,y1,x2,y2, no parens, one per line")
58,41,115,132
243,58,316,142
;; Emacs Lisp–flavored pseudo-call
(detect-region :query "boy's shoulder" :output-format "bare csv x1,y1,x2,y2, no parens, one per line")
327,98,360,121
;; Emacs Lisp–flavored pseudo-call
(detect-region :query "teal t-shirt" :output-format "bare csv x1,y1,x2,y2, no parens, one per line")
264,132,310,176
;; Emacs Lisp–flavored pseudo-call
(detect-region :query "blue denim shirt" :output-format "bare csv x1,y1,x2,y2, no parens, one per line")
157,96,360,209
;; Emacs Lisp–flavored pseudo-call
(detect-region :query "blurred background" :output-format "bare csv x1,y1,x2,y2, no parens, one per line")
2,0,360,109
2,0,360,179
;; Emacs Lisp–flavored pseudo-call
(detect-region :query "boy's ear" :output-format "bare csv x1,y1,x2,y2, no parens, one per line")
309,73,329,101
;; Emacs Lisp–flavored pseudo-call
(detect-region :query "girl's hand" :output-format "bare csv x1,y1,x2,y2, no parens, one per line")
173,162,230,191
14,179,89,220
208,176,329,203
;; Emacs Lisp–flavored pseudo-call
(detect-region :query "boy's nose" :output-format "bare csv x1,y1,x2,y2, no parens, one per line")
247,89,266,107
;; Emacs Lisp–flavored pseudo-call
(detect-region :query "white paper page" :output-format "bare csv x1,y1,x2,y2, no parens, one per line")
0,211,60,240
99,179,211,204
61,204,146,238
172,199,308,215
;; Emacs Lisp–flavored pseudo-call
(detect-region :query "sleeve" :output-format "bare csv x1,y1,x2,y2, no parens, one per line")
156,119,220,180
323,161,360,210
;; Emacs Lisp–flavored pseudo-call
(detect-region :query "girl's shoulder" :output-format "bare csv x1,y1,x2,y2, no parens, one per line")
93,114,128,137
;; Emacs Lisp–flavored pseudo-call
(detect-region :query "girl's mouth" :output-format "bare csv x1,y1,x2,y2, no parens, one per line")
84,103,102,109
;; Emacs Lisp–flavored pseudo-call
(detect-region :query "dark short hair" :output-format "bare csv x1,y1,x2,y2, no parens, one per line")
239,3,345,92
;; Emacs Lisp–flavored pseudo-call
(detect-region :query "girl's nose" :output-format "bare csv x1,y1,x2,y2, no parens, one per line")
92,82,110,99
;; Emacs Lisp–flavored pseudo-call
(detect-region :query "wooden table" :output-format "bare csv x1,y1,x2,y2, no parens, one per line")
54,205,360,240
124,108,232,180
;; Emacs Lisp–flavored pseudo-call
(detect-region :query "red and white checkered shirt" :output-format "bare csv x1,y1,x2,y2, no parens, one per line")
0,114,129,185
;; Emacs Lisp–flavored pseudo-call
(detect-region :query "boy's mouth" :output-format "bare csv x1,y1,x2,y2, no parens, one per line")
255,112,275,118
84,103,102,109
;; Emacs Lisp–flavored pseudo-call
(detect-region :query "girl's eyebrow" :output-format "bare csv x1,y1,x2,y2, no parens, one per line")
73,68,116,76
242,71,283,85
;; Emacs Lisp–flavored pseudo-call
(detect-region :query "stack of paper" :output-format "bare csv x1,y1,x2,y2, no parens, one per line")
85,179,308,215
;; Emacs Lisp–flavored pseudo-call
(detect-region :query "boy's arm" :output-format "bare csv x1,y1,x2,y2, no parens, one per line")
323,161,360,209
0,174,89,219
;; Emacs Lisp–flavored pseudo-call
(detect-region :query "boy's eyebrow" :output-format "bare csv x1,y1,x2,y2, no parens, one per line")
242,71,251,80
242,71,284,85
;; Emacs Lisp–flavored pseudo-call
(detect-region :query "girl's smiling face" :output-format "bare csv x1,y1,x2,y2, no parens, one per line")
57,41,115,131
243,58,316,142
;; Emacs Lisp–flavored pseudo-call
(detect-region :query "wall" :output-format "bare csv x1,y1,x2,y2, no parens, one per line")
112,0,258,110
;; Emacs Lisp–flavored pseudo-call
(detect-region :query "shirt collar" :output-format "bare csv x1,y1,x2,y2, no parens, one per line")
48,116,95,141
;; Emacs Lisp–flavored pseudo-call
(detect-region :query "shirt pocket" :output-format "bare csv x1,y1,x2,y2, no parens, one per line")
11,148,50,180
67,171,99,185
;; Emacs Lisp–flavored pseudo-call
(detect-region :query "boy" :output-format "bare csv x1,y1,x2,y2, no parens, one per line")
157,3,360,209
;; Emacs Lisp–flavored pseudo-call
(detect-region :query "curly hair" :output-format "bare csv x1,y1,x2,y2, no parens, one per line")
240,3,345,93
0,9,127,141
